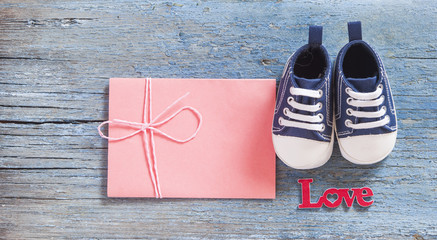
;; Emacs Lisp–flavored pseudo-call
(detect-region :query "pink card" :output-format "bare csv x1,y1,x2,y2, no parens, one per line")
102,78,276,199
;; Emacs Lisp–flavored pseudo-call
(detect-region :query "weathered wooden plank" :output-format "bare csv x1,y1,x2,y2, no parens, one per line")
0,177,435,239
0,120,435,169
0,0,436,239
0,95,435,122
0,198,430,239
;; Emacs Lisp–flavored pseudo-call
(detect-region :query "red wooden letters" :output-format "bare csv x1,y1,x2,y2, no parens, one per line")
298,179,373,209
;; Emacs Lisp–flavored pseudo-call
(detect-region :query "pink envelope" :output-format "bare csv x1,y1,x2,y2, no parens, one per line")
104,78,276,199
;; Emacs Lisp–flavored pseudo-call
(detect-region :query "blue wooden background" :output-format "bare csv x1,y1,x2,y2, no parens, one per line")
0,0,436,239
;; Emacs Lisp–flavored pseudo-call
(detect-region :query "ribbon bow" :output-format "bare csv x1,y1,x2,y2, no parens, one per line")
98,78,202,198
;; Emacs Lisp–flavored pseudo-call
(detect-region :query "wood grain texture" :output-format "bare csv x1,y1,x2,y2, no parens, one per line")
0,0,436,239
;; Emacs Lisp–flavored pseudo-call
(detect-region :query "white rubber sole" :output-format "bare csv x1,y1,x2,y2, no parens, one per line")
272,131,334,170
337,131,397,165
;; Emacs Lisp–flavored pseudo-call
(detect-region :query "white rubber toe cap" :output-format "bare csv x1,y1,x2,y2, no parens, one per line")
337,131,397,165
272,134,334,170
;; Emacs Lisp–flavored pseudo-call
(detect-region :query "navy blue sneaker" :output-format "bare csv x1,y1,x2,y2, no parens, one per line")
334,21,397,164
272,25,334,169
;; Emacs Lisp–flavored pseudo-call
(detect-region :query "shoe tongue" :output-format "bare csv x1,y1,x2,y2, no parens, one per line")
347,76,378,92
294,75,322,89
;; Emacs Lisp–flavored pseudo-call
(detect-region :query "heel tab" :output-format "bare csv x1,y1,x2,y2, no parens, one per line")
348,21,362,42
308,25,323,45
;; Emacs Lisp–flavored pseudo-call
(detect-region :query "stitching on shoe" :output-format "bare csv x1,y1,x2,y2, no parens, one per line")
273,54,295,133
337,75,354,136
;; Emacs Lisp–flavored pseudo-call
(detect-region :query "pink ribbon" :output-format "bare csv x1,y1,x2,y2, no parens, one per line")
98,78,202,198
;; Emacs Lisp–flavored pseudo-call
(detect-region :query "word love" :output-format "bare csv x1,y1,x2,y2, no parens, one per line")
298,179,373,209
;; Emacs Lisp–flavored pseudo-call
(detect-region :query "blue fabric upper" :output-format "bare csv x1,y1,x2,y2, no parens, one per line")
334,22,397,138
272,26,333,142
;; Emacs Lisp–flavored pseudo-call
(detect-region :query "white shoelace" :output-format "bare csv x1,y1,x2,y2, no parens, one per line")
279,87,325,132
345,84,390,129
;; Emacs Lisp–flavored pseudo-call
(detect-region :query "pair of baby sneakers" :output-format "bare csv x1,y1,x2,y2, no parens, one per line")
272,21,397,169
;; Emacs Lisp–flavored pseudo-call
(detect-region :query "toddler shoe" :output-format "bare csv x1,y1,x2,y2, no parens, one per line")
334,21,397,164
272,25,334,169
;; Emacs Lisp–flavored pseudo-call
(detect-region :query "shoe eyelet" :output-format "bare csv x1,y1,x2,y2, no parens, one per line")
345,87,352,94
345,119,352,128
278,117,284,126
381,105,387,113
287,96,294,104
317,102,323,110
346,108,353,116
318,89,323,97
319,124,325,132
384,115,390,122
283,108,289,115
378,84,383,90
289,87,294,95
380,95,385,102
346,97,353,105
317,113,324,121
